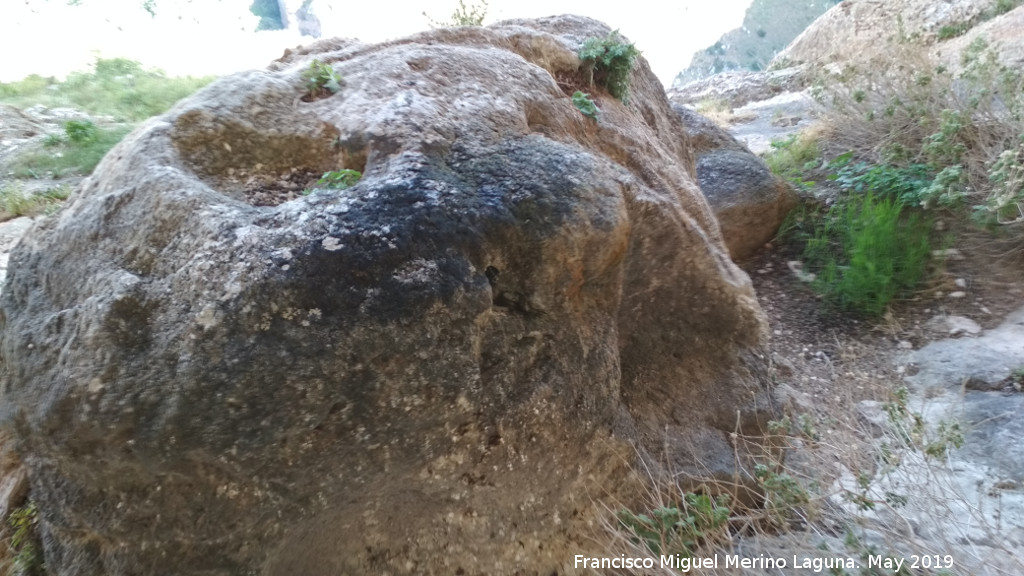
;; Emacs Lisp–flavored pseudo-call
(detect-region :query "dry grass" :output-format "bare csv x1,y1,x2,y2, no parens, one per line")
694,98,757,129
810,37,1024,215
0,182,70,221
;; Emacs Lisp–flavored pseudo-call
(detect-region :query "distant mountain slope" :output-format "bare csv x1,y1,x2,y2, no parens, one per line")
674,0,840,87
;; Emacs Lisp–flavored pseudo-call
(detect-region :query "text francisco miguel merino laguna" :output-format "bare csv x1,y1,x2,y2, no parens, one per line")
574,553,863,572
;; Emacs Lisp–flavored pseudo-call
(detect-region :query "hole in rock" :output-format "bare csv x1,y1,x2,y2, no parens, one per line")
554,69,591,98
484,266,500,287
237,167,324,207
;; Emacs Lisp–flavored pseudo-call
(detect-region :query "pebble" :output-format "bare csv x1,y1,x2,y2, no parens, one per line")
898,340,914,350
948,291,966,298
954,278,967,288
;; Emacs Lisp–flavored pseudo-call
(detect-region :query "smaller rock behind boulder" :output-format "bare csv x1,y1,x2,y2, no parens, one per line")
674,105,797,260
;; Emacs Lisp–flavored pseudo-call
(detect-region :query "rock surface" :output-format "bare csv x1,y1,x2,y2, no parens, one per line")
0,16,775,576
668,66,806,109
773,0,1003,68
849,304,1024,572
907,305,1024,392
673,105,797,259
933,4,1024,74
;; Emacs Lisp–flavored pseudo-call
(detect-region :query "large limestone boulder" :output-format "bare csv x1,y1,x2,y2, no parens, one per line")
672,105,797,259
0,16,774,576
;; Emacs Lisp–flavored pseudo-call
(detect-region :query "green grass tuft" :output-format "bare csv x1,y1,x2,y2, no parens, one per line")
804,193,932,317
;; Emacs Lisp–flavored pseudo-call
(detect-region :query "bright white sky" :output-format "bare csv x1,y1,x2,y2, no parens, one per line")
0,0,753,87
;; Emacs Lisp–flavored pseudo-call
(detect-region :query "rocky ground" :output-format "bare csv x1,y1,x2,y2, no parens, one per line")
736,224,1024,574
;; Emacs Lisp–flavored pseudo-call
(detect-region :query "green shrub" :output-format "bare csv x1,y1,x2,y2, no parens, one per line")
937,23,969,40
617,493,731,557
755,464,810,526
301,59,342,100
0,183,71,220
826,153,944,206
571,91,599,120
979,136,1024,224
64,119,98,144
992,0,1023,16
804,193,932,316
578,32,641,103
817,38,1023,220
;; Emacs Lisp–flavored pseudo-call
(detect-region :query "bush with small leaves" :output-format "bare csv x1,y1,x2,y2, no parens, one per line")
617,493,731,557
578,32,640,103
64,119,98,144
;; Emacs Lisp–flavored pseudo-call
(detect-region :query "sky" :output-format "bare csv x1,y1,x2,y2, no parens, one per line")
0,0,754,87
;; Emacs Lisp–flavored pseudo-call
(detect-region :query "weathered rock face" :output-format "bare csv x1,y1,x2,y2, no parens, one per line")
669,66,806,109
933,5,1024,74
0,16,774,576
673,105,797,259
773,0,1003,68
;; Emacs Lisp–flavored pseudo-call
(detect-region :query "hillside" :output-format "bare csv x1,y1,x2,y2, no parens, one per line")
674,0,840,86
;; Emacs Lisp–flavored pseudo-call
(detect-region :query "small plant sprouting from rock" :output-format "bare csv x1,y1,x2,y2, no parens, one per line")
317,169,361,189
571,91,599,120
304,169,362,194
301,59,342,100
9,500,44,576
578,32,641,103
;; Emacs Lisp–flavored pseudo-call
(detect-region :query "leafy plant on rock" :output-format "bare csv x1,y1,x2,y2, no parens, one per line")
316,169,362,190
301,59,342,100
578,32,641,103
571,91,599,120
